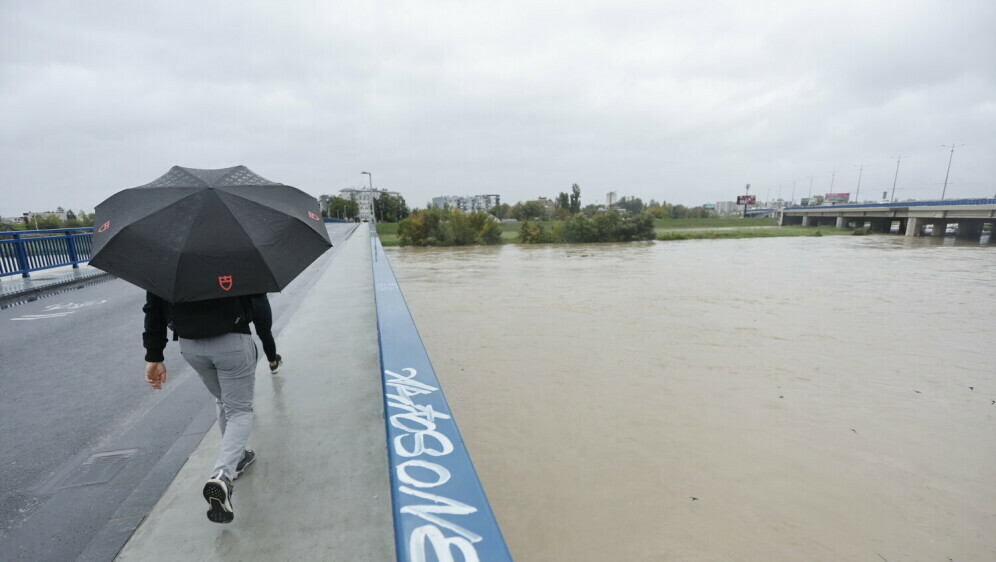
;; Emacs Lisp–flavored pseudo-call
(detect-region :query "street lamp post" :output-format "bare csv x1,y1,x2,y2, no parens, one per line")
361,171,374,222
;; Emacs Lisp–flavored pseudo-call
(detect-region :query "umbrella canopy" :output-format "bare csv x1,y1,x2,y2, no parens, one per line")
90,165,332,302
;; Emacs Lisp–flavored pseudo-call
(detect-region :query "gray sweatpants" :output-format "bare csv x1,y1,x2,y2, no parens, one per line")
180,333,257,480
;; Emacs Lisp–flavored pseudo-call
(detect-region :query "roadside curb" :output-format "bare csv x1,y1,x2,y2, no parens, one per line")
0,271,114,307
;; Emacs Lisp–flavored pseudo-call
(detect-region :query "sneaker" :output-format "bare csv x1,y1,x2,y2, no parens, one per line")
269,354,283,375
234,449,256,480
203,471,234,524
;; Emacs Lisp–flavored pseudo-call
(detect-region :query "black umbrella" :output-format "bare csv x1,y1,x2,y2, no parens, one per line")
90,165,332,302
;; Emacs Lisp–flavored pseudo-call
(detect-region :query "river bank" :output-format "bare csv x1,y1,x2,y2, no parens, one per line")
373,217,844,246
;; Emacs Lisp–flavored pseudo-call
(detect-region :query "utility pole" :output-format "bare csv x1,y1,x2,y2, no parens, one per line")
940,143,964,200
743,184,750,218
891,155,903,202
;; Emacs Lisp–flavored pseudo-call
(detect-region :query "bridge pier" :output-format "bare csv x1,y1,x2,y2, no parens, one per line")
801,216,810,227
836,216,845,229
870,220,890,233
905,217,921,236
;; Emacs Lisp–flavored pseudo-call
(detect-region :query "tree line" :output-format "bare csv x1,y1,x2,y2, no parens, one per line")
322,193,410,223
4,210,95,231
394,183,671,246
517,210,655,244
487,188,713,222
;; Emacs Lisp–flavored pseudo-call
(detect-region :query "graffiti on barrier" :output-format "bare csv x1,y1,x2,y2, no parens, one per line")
385,367,481,561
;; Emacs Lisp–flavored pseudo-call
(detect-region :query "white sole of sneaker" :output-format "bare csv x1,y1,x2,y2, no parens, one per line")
234,456,255,480
203,479,234,524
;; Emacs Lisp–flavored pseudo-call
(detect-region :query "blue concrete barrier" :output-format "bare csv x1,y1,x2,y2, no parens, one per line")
370,231,513,562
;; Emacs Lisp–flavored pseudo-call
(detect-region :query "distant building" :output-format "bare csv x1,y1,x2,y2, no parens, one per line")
715,201,739,215
430,194,500,213
606,191,618,207
339,187,401,221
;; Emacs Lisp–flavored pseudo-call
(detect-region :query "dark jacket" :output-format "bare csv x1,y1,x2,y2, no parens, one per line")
142,292,252,362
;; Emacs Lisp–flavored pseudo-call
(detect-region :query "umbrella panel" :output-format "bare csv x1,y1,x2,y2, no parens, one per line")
91,171,332,303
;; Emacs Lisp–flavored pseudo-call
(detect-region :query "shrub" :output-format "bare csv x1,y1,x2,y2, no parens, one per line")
552,215,599,243
518,220,549,244
397,208,503,246
398,207,443,246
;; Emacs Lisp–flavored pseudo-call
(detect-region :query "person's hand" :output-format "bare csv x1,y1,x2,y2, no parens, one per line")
145,362,167,390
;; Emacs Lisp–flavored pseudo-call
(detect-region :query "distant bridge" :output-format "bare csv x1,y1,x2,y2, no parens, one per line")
780,198,996,239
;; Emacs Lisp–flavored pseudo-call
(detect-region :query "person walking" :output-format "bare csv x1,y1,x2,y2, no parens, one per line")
92,165,332,523
251,294,283,374
143,292,258,524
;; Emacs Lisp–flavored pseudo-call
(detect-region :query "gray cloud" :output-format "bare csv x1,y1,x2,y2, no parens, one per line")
2,0,994,216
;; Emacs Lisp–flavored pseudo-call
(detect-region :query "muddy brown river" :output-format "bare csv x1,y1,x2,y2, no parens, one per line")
385,234,996,562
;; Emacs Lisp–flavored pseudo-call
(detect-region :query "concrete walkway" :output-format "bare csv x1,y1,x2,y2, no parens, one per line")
114,226,395,561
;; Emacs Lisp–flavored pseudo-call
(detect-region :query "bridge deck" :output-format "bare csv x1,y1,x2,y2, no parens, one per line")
114,226,396,561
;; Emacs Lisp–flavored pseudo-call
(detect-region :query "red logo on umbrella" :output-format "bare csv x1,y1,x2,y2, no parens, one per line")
218,275,233,291
97,221,110,232
308,211,320,221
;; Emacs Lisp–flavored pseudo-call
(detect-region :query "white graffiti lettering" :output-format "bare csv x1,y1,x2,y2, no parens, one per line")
397,460,451,488
391,404,451,431
400,486,482,543
387,367,481,560
394,428,454,458
409,525,480,562
385,368,438,406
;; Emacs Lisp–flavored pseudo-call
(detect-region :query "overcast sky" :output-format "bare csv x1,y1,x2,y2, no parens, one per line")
2,0,994,215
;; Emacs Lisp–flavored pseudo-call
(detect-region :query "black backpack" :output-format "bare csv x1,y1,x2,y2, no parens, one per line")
168,295,253,340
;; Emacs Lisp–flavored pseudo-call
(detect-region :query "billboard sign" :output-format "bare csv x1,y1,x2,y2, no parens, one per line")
825,192,850,203
736,195,756,205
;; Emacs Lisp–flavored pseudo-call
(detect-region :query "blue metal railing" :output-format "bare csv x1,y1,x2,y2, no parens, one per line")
0,228,94,278
370,228,513,562
785,198,996,211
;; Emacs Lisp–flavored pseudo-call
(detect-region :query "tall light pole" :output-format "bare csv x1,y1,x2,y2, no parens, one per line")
742,184,750,218
855,164,865,204
890,155,903,202
940,143,964,200
361,171,374,222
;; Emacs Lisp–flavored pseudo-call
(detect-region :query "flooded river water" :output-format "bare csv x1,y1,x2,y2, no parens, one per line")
385,234,996,562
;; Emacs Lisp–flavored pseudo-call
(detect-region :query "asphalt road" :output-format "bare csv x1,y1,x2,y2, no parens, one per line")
0,223,356,561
